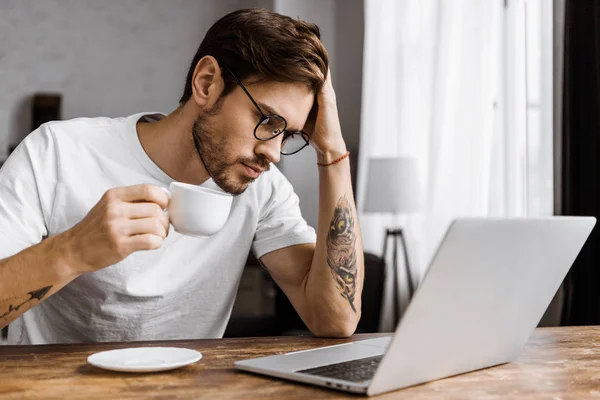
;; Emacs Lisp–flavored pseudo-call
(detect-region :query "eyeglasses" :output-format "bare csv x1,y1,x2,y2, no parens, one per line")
221,64,310,156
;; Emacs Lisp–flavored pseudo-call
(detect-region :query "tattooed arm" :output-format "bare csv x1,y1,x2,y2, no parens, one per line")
0,234,77,329
259,70,363,337
326,195,359,313
260,154,363,337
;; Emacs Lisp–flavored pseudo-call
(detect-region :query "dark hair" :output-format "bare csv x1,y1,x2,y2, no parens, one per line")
179,8,328,104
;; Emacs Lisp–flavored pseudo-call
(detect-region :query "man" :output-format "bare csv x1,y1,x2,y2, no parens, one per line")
0,8,363,345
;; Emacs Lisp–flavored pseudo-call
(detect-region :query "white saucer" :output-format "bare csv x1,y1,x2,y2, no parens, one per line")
87,347,202,373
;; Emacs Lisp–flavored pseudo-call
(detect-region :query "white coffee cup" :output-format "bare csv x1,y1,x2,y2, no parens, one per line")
162,182,233,237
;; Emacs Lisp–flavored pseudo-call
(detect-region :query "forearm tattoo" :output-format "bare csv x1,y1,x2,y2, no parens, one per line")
0,286,52,321
327,195,358,313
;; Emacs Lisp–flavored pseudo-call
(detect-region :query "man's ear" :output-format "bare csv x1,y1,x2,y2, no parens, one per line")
191,56,224,108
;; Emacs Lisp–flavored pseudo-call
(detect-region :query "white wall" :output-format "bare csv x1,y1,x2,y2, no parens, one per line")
0,0,243,160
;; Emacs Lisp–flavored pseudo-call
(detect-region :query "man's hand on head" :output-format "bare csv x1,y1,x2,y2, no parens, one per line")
305,69,348,164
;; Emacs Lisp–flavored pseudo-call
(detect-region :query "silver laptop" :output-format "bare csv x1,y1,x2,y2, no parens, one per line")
235,217,596,396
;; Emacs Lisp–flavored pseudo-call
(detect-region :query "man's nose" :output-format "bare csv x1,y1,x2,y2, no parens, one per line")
255,137,281,164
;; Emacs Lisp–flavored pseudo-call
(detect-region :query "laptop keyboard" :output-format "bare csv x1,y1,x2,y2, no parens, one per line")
297,355,383,383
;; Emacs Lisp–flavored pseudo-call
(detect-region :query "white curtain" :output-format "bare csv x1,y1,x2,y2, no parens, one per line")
358,0,553,331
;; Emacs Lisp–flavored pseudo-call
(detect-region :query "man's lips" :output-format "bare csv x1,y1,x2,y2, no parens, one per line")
242,163,265,178
243,163,265,173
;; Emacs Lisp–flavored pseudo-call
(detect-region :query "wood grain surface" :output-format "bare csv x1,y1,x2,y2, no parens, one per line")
1,327,600,399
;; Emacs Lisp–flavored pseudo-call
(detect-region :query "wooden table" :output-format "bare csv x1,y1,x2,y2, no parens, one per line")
1,326,600,399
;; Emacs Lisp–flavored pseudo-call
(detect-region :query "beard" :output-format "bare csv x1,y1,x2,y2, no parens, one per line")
191,102,270,196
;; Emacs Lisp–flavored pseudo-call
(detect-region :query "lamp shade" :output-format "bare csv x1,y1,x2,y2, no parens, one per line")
363,157,422,214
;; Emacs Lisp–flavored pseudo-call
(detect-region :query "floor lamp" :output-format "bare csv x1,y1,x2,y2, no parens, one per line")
363,157,421,328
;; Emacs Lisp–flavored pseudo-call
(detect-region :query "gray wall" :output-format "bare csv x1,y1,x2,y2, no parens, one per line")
553,0,565,216
0,0,243,160
333,0,364,161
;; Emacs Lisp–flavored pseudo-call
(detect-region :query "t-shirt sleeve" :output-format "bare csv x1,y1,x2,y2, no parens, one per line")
0,125,58,260
251,168,316,259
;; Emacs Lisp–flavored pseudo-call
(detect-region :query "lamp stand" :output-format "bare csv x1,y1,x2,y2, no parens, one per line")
381,228,414,327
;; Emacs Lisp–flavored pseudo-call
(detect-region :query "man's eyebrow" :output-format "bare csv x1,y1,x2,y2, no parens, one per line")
257,102,281,117
257,102,303,132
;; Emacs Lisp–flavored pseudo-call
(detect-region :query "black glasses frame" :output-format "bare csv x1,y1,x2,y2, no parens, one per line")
221,64,310,156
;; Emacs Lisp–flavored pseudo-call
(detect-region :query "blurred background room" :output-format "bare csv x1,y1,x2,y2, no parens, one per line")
1,0,598,342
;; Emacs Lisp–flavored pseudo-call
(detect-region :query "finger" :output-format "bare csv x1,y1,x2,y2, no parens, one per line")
159,210,170,235
323,68,333,91
126,233,164,252
123,203,170,235
303,101,318,133
125,218,168,238
110,184,169,209
318,70,336,105
124,202,164,220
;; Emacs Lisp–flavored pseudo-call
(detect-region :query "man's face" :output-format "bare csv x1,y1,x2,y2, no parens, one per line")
192,80,314,195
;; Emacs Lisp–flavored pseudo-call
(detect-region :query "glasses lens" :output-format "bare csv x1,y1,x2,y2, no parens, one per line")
281,132,309,155
255,116,286,140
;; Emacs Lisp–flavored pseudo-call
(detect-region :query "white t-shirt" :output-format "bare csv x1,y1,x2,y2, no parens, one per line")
0,113,316,345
